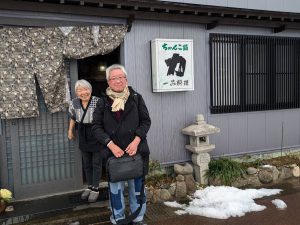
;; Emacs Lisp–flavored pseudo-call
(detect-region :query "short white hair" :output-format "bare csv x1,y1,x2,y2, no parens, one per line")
106,64,127,80
75,79,92,93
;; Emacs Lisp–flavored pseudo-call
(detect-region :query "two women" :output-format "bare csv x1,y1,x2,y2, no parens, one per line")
68,64,151,224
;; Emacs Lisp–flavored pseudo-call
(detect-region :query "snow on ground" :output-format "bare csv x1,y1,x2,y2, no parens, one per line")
164,186,285,219
271,199,287,209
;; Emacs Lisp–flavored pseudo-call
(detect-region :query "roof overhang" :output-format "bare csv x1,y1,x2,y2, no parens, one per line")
1,0,300,32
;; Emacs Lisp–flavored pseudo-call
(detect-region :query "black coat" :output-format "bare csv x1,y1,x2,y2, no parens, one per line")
91,88,151,160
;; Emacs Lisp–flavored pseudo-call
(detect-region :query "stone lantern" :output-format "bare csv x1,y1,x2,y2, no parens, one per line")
182,114,220,185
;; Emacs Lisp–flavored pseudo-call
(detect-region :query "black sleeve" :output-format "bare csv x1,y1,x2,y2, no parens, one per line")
135,94,151,140
91,98,111,146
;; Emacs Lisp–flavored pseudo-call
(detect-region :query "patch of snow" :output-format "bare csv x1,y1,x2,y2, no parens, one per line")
261,165,273,168
271,199,287,209
164,201,185,209
175,210,187,215
165,186,282,219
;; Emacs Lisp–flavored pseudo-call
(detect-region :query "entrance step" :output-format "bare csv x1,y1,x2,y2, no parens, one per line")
4,202,111,225
0,187,109,225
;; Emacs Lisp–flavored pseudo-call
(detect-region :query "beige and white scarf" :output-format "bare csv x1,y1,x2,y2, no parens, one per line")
106,86,130,112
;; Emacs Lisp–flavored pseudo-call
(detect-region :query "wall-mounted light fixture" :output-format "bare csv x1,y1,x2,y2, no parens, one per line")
94,61,107,81
98,61,107,72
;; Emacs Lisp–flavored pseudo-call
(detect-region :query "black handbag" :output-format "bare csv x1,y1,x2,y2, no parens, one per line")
106,153,144,183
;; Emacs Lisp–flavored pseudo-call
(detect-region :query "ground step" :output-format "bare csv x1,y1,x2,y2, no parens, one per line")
10,206,111,225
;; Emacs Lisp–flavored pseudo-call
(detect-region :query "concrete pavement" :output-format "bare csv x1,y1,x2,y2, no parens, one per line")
3,178,300,225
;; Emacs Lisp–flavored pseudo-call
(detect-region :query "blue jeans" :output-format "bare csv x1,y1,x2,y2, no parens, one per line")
81,151,102,188
109,177,146,224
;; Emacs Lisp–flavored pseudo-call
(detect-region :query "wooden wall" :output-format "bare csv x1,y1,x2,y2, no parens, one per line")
123,20,207,164
123,20,300,164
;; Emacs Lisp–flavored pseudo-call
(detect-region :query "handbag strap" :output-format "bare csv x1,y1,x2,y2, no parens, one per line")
108,176,145,225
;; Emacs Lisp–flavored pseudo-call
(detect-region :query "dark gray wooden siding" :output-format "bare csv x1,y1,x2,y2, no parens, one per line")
123,20,300,164
207,26,300,158
123,20,208,164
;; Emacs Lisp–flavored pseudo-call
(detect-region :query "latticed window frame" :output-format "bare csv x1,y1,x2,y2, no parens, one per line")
210,33,300,114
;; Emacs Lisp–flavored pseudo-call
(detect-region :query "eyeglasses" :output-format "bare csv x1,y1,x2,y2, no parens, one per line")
109,76,126,81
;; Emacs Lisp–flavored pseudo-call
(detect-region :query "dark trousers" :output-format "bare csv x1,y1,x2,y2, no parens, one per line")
81,151,102,188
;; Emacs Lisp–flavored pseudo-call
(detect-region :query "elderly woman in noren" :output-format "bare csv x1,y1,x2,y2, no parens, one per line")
68,79,102,203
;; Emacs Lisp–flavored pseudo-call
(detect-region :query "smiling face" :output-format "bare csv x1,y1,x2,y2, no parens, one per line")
107,68,128,92
76,86,91,102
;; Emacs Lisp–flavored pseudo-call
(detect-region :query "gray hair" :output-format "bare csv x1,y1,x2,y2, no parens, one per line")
106,64,127,80
75,79,92,93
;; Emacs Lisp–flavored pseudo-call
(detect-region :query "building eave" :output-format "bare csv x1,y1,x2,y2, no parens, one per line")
1,0,300,32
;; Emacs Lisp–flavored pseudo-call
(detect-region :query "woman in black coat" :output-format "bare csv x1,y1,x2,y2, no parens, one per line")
92,64,151,225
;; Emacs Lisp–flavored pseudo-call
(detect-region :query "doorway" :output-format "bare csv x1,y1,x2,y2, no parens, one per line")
77,47,120,97
77,47,120,183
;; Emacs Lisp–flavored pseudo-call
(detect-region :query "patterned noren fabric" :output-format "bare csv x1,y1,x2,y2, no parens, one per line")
0,25,127,119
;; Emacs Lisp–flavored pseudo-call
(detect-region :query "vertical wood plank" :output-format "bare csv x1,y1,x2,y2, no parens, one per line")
266,111,283,149
228,113,248,155
283,110,300,147
208,115,229,156
247,112,266,152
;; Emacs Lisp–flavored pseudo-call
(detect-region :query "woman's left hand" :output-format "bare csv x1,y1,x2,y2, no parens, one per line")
125,136,141,156
68,129,75,140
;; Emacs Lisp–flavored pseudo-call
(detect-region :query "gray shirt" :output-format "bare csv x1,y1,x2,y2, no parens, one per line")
68,96,99,124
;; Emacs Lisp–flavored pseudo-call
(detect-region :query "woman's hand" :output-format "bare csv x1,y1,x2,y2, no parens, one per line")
125,136,141,156
68,129,75,140
68,119,76,140
108,142,125,158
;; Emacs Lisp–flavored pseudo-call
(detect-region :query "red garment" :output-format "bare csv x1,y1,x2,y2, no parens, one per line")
115,110,122,120
110,99,123,120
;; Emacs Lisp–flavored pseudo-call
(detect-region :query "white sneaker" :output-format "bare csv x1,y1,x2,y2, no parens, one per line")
81,189,92,200
88,190,99,203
